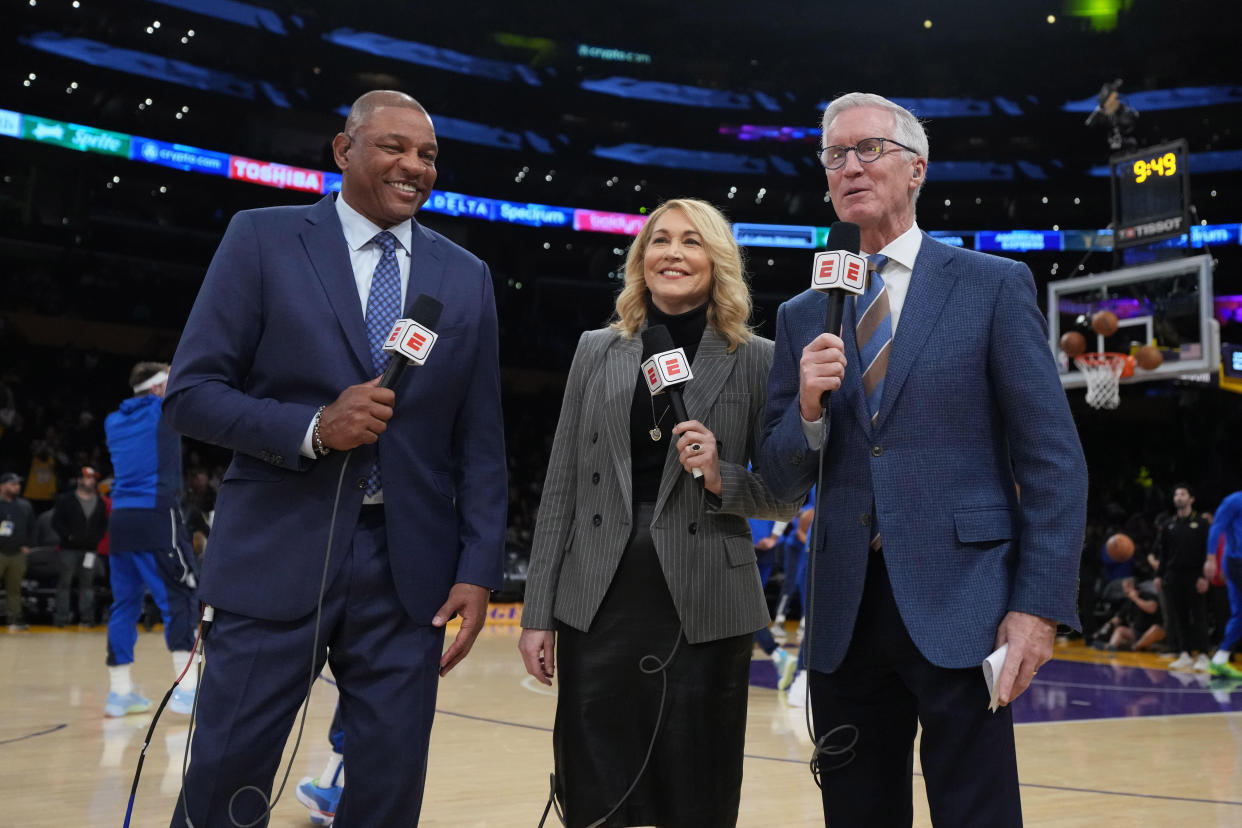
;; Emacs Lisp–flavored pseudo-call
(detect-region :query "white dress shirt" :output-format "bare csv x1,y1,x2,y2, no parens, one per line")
801,222,925,449
299,195,415,501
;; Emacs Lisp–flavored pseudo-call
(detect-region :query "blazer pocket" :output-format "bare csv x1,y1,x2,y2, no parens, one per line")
724,532,756,567
954,507,1015,545
430,470,456,501
222,456,286,482
432,324,466,342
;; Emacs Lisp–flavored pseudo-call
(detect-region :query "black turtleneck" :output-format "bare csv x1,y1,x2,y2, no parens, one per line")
630,302,709,503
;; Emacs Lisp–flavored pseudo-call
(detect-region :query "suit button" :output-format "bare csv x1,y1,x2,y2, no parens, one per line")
592,514,602,527
860,514,871,527
357,478,368,489
591,432,599,444
592,472,600,485
872,445,883,457
688,522,697,535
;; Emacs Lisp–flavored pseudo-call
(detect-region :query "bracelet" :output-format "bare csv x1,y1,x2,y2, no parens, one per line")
312,405,329,457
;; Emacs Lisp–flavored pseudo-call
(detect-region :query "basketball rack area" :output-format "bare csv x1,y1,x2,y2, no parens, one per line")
1048,254,1219,398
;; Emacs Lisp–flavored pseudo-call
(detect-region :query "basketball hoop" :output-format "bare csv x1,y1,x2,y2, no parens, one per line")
1073,352,1129,409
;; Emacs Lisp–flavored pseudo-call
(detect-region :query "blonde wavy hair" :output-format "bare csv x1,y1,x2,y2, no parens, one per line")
610,198,753,352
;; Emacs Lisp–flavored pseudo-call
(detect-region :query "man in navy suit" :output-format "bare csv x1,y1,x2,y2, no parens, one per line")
164,90,506,826
759,93,1087,826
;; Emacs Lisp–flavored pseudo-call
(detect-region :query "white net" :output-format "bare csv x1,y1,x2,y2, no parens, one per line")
1073,353,1125,410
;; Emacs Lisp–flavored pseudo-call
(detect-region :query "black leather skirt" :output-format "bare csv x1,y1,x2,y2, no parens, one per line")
553,502,752,828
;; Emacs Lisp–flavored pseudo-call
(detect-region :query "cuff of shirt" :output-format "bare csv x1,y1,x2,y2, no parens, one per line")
300,417,317,460
799,414,825,451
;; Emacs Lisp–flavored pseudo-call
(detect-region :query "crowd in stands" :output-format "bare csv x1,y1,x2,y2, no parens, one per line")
0,314,1237,687
0,324,564,624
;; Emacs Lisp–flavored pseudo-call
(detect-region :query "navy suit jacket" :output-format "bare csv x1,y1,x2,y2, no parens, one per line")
759,234,1087,672
164,194,506,623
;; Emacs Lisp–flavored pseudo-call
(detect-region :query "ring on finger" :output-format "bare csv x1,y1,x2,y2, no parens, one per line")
690,443,702,452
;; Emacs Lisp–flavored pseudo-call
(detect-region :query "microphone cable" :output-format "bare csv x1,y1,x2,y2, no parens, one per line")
220,449,353,828
537,626,684,828
122,608,206,828
802,410,860,789
159,449,353,828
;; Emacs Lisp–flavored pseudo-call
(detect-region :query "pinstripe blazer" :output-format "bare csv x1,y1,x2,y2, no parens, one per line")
522,324,802,644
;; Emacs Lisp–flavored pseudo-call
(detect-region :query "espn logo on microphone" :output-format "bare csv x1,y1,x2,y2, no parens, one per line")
641,348,694,394
811,250,868,295
382,319,439,366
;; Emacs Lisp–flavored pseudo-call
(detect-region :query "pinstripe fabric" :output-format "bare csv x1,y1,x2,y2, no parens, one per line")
522,325,802,645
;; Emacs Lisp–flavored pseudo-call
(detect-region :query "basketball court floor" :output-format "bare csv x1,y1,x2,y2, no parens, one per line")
2,611,1240,827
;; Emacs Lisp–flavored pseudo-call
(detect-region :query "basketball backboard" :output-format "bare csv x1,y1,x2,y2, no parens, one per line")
1048,254,1218,390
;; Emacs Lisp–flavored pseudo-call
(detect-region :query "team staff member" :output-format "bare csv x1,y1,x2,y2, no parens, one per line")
1154,484,1211,671
164,89,506,827
520,198,800,828
759,92,1087,827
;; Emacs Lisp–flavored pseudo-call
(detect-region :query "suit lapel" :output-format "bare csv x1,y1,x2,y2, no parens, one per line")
300,195,371,374
653,327,734,518
602,334,640,501
840,292,874,434
404,220,447,315
873,235,958,432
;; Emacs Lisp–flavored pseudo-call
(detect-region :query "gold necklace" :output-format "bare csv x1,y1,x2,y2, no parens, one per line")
648,395,670,442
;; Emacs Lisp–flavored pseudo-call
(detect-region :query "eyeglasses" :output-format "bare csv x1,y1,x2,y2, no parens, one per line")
817,137,919,170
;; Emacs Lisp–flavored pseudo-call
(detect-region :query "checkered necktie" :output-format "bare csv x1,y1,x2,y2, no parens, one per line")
857,254,890,551
363,230,402,495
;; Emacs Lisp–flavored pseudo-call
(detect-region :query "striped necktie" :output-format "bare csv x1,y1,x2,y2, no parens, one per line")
856,254,891,428
363,230,402,496
857,254,890,552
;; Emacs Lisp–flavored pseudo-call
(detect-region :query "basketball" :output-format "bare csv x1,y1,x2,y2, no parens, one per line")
1136,345,1164,370
1091,310,1119,336
1059,331,1087,358
1105,533,1135,562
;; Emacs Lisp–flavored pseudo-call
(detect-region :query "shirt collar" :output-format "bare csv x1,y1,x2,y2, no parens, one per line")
866,221,923,271
334,193,413,256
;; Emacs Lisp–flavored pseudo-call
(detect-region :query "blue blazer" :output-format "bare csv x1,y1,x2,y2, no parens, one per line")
759,234,1087,672
164,194,507,623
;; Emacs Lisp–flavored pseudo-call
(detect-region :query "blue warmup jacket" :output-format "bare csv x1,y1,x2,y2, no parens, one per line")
104,394,184,552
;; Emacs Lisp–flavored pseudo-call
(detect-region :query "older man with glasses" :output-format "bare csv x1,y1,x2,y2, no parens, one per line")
760,92,1088,827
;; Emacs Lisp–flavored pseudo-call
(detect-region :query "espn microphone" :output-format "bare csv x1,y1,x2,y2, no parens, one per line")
809,221,866,408
640,324,702,480
378,294,444,391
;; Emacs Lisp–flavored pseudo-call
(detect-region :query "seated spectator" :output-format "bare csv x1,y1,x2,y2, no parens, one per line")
1094,578,1164,651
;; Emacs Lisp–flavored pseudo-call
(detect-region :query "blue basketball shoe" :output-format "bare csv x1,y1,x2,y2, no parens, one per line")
296,767,343,826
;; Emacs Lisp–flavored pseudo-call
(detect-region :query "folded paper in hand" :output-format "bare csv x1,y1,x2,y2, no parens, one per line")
982,643,1008,713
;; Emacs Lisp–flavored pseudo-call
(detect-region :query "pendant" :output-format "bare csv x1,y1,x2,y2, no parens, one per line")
649,427,662,441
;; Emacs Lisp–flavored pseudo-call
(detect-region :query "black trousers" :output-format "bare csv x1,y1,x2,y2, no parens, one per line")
1162,570,1208,654
809,552,1022,827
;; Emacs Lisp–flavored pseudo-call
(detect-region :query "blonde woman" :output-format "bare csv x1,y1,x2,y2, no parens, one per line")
519,198,800,827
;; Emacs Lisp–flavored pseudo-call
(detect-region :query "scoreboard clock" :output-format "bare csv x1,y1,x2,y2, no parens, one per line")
1110,139,1190,248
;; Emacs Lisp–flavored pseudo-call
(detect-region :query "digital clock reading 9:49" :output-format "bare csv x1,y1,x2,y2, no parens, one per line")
1132,151,1178,184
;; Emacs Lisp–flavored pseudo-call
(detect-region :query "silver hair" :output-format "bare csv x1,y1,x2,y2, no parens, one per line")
821,92,929,202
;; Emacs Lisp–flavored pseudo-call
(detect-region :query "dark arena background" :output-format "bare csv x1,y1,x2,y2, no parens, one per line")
2,1,1241,825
